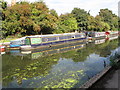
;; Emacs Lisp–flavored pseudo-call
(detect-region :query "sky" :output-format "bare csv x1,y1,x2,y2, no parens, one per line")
5,0,119,16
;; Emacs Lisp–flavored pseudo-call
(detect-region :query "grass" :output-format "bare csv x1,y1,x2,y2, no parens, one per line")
0,37,19,43
0,34,24,43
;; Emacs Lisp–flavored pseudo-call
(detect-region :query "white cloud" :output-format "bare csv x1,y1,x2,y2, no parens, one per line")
4,0,119,16
44,0,119,16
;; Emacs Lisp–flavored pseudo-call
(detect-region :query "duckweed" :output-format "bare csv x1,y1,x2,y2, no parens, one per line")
77,70,83,73
71,74,75,76
23,78,27,80
53,59,58,61
65,78,77,83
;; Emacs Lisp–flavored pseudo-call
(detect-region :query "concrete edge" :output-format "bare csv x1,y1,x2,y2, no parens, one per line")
80,59,120,89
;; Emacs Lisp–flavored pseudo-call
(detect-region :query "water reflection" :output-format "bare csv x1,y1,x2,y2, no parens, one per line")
22,43,85,60
2,37,119,88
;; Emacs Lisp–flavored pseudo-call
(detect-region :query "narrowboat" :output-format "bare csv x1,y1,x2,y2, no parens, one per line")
94,35,118,44
109,31,118,37
0,45,5,52
86,31,106,42
87,31,106,38
20,33,86,50
9,37,26,49
95,32,106,38
104,31,119,38
86,31,118,40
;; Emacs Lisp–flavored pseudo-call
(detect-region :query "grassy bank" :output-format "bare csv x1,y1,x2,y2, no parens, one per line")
0,38,18,43
0,36,20,43
0,34,24,43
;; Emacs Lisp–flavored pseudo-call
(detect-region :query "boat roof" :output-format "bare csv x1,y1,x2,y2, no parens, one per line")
11,33,85,42
11,37,26,42
26,33,84,38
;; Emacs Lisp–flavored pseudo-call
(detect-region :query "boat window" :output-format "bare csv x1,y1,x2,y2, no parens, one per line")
48,37,57,41
65,36,68,39
75,35,81,37
10,41,21,45
59,36,66,40
31,38,42,44
67,35,71,39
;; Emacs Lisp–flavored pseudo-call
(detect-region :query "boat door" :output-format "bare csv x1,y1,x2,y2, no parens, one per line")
25,38,31,45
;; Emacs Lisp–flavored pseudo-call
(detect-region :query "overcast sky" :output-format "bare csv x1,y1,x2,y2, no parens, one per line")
5,0,119,16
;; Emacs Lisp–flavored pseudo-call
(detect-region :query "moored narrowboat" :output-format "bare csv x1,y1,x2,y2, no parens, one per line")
0,45,5,52
9,37,26,49
109,31,118,37
20,33,86,50
86,31,118,40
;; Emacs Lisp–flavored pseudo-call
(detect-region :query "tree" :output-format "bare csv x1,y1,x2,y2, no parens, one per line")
87,15,110,32
71,8,90,31
2,0,119,38
2,1,7,9
2,2,34,36
2,1,58,37
31,2,58,34
99,9,118,31
102,22,110,31
54,13,78,33
49,9,58,18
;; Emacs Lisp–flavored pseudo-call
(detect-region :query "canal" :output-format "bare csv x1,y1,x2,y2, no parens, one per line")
2,37,120,88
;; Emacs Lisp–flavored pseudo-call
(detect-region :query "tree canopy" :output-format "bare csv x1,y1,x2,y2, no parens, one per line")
1,1,119,38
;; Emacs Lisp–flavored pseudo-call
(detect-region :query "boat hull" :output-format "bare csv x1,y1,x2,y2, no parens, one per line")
8,45,21,50
20,37,86,50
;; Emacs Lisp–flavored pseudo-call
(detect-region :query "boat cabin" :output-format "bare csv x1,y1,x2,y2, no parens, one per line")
10,37,26,47
24,33,86,46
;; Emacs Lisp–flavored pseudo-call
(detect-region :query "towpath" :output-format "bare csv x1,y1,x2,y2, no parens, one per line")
89,62,120,89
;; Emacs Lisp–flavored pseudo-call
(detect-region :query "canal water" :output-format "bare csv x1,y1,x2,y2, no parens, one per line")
2,37,120,88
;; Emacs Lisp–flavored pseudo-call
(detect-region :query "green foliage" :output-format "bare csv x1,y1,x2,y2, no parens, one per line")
1,1,118,37
71,8,90,31
110,52,120,69
2,1,7,9
99,9,118,31
102,22,110,31
87,15,111,31
2,1,58,37
54,14,78,33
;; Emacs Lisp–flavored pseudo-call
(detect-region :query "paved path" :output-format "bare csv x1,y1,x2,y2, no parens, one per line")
89,62,120,89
